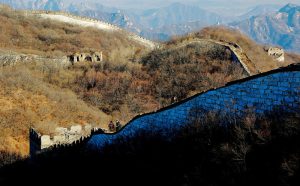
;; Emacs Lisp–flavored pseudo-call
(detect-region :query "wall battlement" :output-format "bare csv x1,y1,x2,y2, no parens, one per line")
30,125,104,156
87,63,300,150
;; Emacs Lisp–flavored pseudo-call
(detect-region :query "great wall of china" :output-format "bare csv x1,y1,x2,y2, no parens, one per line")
21,10,158,50
30,125,104,156
29,63,300,155
0,8,264,76
87,63,300,150
0,51,69,67
164,39,259,75
0,6,297,154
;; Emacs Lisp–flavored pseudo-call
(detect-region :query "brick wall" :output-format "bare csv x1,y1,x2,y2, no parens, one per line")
88,64,300,150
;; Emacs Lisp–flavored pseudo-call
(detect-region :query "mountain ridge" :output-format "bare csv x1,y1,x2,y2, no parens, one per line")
231,3,300,53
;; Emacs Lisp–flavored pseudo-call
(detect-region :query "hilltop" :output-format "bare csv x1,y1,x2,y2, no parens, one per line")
0,5,151,57
173,26,300,72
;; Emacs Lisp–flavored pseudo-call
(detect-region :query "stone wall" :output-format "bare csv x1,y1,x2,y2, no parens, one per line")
165,39,259,75
87,64,300,149
30,125,104,156
0,53,69,67
21,10,158,49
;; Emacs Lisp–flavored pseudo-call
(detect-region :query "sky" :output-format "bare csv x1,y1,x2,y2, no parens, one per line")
91,0,300,9
84,0,300,15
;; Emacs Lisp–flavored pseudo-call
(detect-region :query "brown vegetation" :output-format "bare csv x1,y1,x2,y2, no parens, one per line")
1,6,292,165
0,64,110,158
285,52,300,65
0,25,248,160
1,108,299,186
168,26,283,72
0,6,146,57
0,5,146,160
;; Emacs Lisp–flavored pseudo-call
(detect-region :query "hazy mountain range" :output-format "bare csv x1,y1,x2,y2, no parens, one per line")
0,0,300,52
231,3,300,52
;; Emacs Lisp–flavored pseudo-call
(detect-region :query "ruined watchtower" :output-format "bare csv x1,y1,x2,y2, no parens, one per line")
67,51,103,64
29,125,103,156
267,47,285,62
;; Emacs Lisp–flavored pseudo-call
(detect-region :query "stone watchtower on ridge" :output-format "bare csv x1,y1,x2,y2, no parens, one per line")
266,47,285,62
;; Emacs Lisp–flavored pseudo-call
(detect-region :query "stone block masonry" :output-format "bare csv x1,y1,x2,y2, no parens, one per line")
0,53,69,67
30,125,104,156
88,64,300,150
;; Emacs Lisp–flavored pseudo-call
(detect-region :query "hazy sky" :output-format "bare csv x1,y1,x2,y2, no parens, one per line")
91,0,300,9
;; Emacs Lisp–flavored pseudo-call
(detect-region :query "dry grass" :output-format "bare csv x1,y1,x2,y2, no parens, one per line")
0,6,147,159
1,6,295,162
0,64,110,156
0,6,146,58
169,26,281,72
284,52,300,66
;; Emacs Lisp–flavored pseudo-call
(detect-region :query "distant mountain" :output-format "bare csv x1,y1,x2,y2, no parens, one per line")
154,20,221,39
135,3,222,40
0,0,118,12
231,3,300,53
3,0,299,51
74,2,223,40
236,4,281,21
135,3,222,29
0,0,223,41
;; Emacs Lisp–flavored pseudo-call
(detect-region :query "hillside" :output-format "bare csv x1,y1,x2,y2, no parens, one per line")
169,27,275,72
1,106,299,186
0,5,149,57
231,4,300,53
1,5,297,166
0,1,223,41
0,8,254,161
0,5,146,160
175,26,300,72
0,63,110,157
235,4,281,22
0,2,299,185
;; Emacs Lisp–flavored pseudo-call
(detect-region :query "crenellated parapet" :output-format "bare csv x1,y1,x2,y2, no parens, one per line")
29,125,104,156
